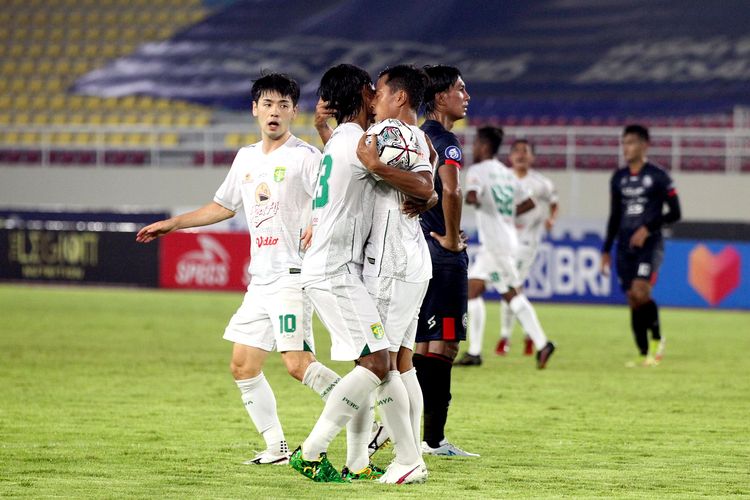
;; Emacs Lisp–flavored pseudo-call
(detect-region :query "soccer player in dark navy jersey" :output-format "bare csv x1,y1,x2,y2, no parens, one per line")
601,124,681,367
412,65,478,457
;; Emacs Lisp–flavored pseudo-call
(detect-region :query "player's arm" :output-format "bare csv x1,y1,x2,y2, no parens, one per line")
356,134,435,201
465,189,479,207
314,98,335,146
546,201,559,231
136,202,235,243
516,197,536,216
633,178,682,248
432,162,464,252
601,176,622,274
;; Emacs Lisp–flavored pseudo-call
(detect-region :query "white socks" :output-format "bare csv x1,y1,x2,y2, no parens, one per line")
346,396,374,472
400,367,423,453
235,373,285,453
302,365,381,460
302,361,341,401
509,294,548,350
467,297,486,356
376,370,421,465
500,300,515,339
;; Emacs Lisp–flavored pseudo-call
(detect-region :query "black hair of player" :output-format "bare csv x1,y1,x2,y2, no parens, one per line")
623,124,650,143
511,138,535,154
422,65,462,115
317,64,373,125
378,64,428,111
476,126,504,155
251,72,300,106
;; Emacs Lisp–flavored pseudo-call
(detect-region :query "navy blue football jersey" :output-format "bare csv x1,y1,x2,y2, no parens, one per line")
419,119,463,239
603,162,679,252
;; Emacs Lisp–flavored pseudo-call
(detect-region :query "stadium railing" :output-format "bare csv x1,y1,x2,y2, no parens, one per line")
1,124,749,173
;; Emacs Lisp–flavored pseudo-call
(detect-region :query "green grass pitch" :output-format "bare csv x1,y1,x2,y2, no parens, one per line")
1,284,748,498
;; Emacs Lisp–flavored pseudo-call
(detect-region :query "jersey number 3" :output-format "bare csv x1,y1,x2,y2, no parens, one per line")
313,155,333,208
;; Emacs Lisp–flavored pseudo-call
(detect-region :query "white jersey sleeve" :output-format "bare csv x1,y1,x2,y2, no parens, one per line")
213,149,246,212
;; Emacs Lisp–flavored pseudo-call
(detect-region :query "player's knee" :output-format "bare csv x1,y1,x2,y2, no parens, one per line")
629,282,651,307
280,351,315,382
229,358,261,380
358,349,390,380
429,341,459,361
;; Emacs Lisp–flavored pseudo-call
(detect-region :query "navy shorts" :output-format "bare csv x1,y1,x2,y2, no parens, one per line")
615,237,664,292
416,238,468,343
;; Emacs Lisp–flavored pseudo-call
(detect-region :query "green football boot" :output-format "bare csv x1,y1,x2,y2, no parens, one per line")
341,462,385,481
289,446,349,483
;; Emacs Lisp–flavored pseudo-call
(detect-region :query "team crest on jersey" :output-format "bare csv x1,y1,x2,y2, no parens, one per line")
642,175,653,188
243,172,253,183
445,145,462,162
255,182,271,204
462,313,468,329
274,166,286,182
370,322,385,340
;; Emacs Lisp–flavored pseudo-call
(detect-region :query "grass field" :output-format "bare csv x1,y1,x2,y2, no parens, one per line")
1,284,749,499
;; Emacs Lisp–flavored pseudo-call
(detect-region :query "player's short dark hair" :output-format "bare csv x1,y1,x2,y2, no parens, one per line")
422,65,462,115
623,124,650,142
476,126,504,155
511,138,535,153
251,72,300,106
318,64,373,125
378,65,428,111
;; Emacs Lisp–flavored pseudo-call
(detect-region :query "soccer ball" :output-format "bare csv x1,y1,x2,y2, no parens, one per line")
366,119,422,170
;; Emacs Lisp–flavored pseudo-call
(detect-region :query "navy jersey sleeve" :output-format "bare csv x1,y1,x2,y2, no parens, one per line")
603,171,622,252
436,135,463,169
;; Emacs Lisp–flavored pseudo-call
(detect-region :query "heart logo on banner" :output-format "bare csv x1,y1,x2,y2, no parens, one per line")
688,245,741,306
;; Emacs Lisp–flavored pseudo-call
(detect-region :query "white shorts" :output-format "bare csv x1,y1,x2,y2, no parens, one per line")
468,248,522,295
364,276,429,352
515,243,539,282
222,275,315,353
304,274,391,361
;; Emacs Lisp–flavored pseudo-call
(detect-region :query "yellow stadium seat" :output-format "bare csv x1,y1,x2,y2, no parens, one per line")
88,113,103,125
122,113,139,125
51,113,69,125
1,60,17,74
126,134,145,147
102,98,119,110
157,114,174,126
10,78,27,92
175,114,191,127
32,114,50,126
0,114,11,126
243,133,259,145
31,96,48,109
74,133,92,146
15,95,31,109
192,114,210,127
14,113,31,125
138,113,156,125
104,114,121,125
224,133,241,149
121,96,136,108
28,79,44,93
52,132,74,146
69,113,86,125
107,133,126,147
160,133,179,147
3,132,20,144
0,95,11,109
21,132,39,146
49,95,66,110
46,79,63,93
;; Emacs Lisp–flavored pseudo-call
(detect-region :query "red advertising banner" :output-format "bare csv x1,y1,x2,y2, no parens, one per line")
159,231,250,291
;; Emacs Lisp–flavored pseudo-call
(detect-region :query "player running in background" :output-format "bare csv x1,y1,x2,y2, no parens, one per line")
414,65,478,457
356,64,437,464
291,64,427,484
601,124,681,367
496,139,559,357
455,126,556,369
136,73,342,466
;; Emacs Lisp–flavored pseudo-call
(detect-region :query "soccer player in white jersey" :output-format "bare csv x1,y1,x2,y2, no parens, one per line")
136,73,342,466
356,64,438,478
455,126,556,369
290,64,428,485
497,139,559,356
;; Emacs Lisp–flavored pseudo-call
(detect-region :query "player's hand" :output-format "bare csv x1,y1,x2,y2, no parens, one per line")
600,252,611,276
430,231,466,253
136,219,177,243
402,191,438,218
356,134,384,173
459,229,469,246
314,99,334,130
300,224,313,250
545,217,556,232
629,226,649,248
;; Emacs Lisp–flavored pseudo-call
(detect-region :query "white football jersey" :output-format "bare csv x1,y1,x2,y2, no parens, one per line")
301,122,376,285
213,135,321,285
515,169,558,247
465,158,530,256
364,125,433,283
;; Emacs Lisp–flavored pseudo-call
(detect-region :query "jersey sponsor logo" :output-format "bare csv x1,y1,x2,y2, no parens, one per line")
642,175,653,188
255,182,271,203
255,235,279,248
273,166,286,182
462,312,468,329
370,322,385,340
427,315,437,329
175,234,230,286
444,145,462,162
252,201,279,227
243,172,254,183
637,262,652,277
